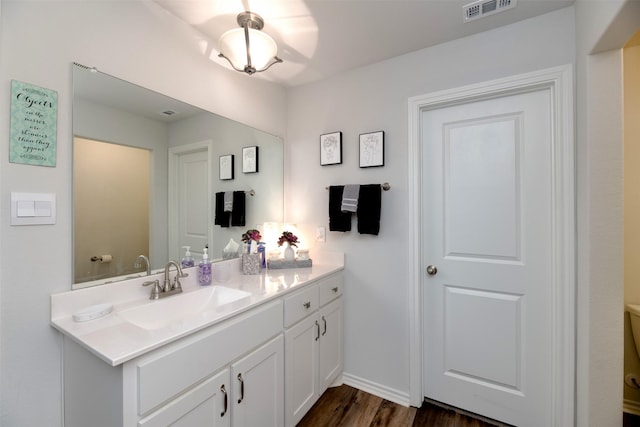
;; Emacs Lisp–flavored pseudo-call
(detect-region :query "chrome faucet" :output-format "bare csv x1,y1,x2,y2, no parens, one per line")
142,260,188,300
134,255,151,276
163,261,188,293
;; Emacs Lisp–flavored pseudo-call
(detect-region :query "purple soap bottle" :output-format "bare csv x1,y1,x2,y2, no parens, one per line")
198,247,212,286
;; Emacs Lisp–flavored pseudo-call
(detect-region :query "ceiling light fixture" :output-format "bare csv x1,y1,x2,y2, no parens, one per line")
218,11,283,75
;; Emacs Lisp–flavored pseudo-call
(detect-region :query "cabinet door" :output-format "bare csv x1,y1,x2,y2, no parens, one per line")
232,335,284,427
319,298,343,392
138,368,230,427
284,313,320,427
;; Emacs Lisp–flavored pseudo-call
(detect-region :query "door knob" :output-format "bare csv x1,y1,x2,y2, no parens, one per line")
426,265,438,275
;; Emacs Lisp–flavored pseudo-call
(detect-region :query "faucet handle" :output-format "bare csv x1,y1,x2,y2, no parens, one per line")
174,265,187,290
172,275,185,292
143,279,162,299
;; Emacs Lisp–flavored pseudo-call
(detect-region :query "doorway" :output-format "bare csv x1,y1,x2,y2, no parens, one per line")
623,30,640,416
74,137,150,283
407,65,575,426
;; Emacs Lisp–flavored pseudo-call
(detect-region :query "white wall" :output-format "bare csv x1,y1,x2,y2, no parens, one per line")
286,8,576,402
0,1,286,425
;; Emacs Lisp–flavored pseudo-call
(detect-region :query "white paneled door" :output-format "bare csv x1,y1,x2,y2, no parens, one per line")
422,89,553,426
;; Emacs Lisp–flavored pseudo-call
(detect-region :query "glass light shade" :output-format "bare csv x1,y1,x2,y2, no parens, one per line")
219,27,278,71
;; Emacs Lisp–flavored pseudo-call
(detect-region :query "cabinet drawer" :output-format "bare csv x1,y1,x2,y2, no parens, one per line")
135,299,283,416
319,274,343,307
284,285,318,328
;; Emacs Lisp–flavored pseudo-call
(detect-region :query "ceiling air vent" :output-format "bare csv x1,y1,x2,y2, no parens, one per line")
463,0,516,22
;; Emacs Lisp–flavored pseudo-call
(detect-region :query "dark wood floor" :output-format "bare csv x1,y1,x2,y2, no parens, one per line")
624,412,640,427
297,385,512,427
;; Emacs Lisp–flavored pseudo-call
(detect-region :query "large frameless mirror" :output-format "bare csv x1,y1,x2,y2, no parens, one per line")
72,63,283,289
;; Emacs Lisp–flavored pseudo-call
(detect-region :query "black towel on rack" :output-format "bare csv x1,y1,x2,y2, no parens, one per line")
329,186,352,232
357,184,382,235
231,191,246,227
214,192,230,227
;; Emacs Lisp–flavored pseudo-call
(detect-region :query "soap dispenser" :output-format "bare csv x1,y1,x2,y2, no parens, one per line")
181,246,195,268
198,246,212,286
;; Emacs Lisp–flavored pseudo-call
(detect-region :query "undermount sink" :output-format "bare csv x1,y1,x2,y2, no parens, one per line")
118,286,252,330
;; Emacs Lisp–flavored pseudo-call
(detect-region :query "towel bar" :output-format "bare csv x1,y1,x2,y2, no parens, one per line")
325,182,390,191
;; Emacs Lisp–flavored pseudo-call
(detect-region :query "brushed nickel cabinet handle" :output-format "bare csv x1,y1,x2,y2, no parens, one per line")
315,320,320,341
303,301,311,309
220,384,228,417
322,316,327,336
237,373,244,404
331,287,338,293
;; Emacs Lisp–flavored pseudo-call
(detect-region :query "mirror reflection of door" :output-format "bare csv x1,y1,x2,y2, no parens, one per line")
169,142,210,262
74,137,150,283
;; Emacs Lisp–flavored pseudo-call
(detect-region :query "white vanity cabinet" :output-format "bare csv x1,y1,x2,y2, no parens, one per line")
64,299,284,427
284,274,343,427
138,334,284,427
58,267,344,427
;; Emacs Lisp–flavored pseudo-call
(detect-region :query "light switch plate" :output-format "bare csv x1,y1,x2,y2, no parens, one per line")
316,226,326,242
11,192,56,225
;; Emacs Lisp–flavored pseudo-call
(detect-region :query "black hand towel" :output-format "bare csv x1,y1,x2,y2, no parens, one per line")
231,191,246,227
329,186,352,232
214,192,230,227
357,184,382,235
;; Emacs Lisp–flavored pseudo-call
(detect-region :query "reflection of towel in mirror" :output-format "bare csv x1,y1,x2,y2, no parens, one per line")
357,184,381,235
231,191,246,227
224,191,234,212
214,192,230,227
341,184,360,213
329,186,352,232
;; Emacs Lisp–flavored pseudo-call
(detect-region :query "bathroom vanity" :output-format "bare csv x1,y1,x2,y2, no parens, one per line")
51,253,344,427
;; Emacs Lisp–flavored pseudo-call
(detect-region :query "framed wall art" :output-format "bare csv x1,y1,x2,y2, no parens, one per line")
219,154,234,180
320,131,342,166
242,146,259,173
10,80,58,167
359,131,384,168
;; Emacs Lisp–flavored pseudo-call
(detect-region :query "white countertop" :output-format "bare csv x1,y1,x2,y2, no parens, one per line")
51,252,344,366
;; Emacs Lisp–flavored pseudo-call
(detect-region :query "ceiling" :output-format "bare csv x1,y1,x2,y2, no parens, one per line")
154,0,573,88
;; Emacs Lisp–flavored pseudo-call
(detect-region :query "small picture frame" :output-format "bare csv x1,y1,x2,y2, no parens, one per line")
359,131,385,168
242,146,259,174
320,132,342,166
219,154,234,180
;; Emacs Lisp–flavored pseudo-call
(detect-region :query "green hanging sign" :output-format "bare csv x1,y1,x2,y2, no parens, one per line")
10,80,58,167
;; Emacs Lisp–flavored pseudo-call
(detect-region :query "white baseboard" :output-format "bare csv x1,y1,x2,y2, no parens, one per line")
342,373,412,407
624,398,640,416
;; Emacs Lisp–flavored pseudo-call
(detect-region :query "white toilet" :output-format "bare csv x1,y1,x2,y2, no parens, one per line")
627,304,640,356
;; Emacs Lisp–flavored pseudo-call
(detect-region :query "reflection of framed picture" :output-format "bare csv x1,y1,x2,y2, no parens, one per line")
320,131,342,166
242,146,259,173
219,154,234,180
359,131,384,168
